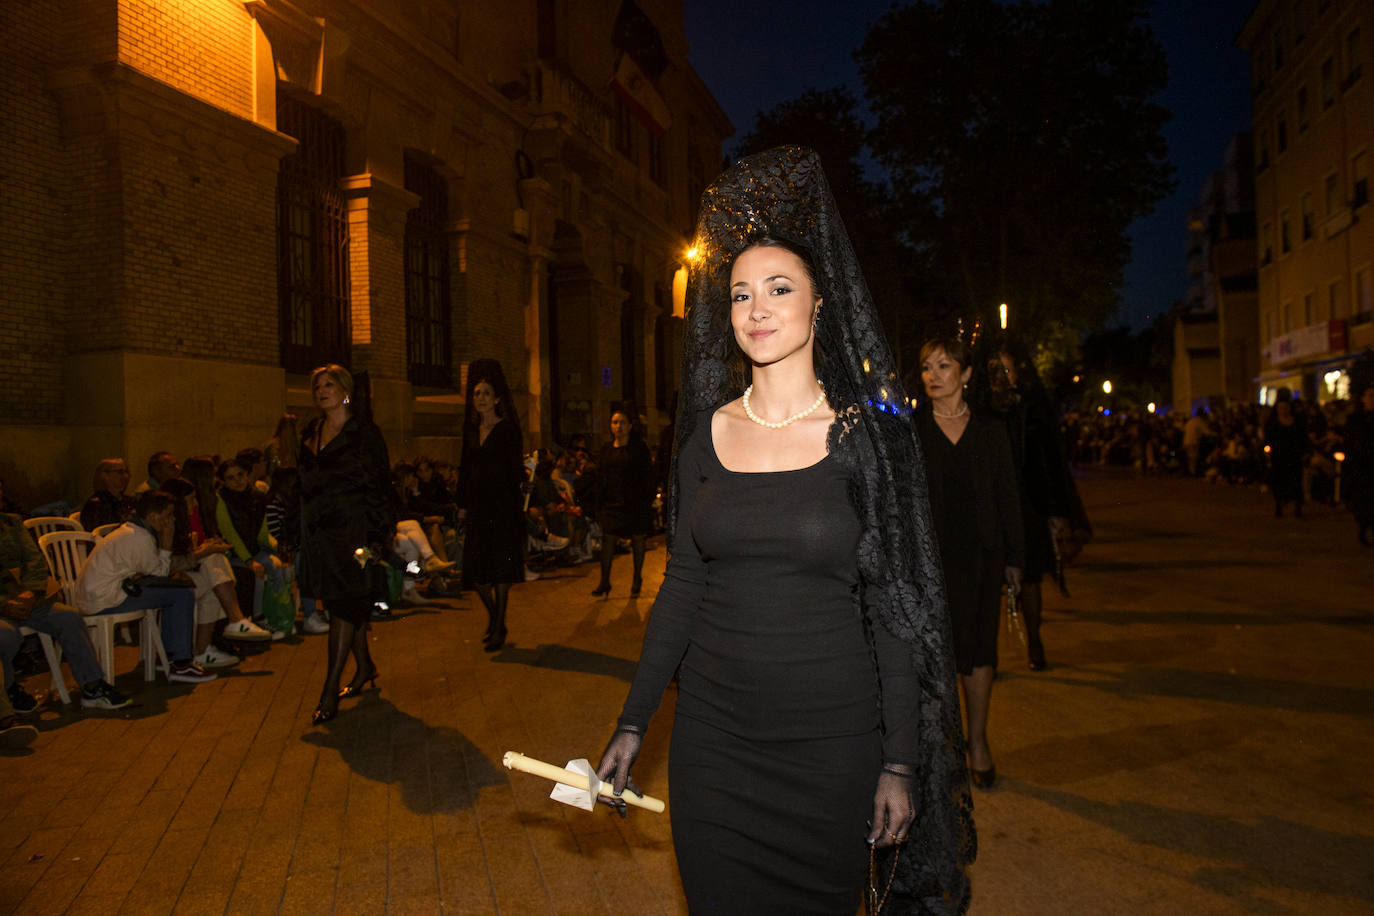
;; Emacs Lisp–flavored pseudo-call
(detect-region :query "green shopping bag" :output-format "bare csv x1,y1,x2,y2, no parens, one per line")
261,577,297,635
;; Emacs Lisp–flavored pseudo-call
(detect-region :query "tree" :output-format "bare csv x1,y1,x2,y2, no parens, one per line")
857,0,1175,354
734,88,931,383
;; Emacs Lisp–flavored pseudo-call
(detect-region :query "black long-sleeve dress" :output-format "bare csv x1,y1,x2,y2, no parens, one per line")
457,416,526,587
592,438,654,537
917,407,1025,674
617,412,920,912
296,415,394,623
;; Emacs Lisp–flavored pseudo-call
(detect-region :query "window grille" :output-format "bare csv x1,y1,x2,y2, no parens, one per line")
404,156,453,387
276,95,350,373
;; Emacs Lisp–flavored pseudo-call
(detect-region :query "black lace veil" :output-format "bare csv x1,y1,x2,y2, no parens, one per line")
668,146,975,913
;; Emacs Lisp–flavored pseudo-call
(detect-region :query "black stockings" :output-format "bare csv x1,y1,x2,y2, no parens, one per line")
472,582,510,641
1021,582,1046,668
317,600,374,716
597,533,645,590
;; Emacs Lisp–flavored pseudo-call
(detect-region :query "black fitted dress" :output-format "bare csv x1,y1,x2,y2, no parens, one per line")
618,413,919,913
458,417,526,587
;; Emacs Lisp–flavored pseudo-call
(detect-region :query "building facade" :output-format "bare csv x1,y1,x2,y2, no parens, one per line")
1240,0,1374,405
0,0,730,505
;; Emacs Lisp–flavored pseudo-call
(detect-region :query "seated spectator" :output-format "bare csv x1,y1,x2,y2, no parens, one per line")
79,459,137,531
396,458,457,568
216,459,290,634
135,451,181,495
0,511,130,710
237,447,270,495
532,458,591,561
263,413,299,475
160,478,271,666
264,468,328,635
73,490,217,684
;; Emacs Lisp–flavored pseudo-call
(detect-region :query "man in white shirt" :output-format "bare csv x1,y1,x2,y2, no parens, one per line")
75,490,216,684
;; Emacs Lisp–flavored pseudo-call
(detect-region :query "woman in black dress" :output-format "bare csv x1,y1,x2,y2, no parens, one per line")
590,410,655,597
457,358,526,652
1264,387,1307,518
916,337,1023,790
596,148,974,914
1344,379,1374,546
295,365,394,724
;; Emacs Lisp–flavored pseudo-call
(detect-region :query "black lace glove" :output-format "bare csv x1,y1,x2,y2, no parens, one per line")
594,727,644,818
867,765,915,848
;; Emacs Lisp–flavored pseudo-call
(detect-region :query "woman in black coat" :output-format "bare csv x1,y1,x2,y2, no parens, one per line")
590,410,655,597
457,358,526,652
1264,387,1308,517
296,365,394,724
916,337,1024,790
1344,381,1374,545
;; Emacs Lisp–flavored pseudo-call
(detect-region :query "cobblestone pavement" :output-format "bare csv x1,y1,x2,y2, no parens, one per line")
2,470,1371,915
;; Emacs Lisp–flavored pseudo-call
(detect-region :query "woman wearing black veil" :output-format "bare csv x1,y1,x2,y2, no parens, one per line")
596,148,974,914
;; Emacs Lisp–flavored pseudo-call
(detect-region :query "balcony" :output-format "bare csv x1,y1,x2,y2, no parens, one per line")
529,61,612,152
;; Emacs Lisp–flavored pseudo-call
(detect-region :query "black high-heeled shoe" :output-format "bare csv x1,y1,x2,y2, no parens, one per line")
312,697,339,725
970,765,997,790
483,627,507,652
591,583,610,597
338,666,379,699
630,579,642,597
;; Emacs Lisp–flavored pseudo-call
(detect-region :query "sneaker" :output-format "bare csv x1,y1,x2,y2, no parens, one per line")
80,680,132,710
167,662,218,684
0,716,37,749
6,683,37,715
196,645,239,669
302,612,330,635
223,619,272,641
270,628,289,641
400,585,432,606
524,566,541,582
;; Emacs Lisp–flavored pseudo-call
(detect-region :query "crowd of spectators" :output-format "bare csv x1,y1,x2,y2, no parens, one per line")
1063,391,1361,508
0,411,671,746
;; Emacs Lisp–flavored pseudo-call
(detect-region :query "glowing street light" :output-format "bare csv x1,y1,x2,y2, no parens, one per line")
999,302,1008,330
1102,379,1113,394
1147,402,1156,414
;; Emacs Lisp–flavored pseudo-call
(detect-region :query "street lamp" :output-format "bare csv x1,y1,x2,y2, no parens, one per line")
999,302,1008,330
1147,402,1156,414
1102,380,1113,395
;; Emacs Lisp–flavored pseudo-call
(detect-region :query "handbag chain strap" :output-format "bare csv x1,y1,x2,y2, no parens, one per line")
866,843,901,914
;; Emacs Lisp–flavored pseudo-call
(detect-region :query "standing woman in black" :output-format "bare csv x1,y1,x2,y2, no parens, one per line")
595,148,973,914
1264,387,1308,517
916,337,1023,790
296,365,394,724
590,410,655,597
457,359,526,652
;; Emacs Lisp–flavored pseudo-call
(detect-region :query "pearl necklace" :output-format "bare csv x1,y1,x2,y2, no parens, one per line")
742,383,827,429
932,402,969,419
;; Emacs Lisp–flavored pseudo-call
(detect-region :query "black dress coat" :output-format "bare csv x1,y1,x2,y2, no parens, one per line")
295,415,395,604
458,416,527,586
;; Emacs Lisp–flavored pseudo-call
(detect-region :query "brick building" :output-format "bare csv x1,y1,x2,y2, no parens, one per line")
0,0,730,505
1239,0,1374,404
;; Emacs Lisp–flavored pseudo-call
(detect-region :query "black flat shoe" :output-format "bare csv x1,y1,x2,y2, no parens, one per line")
970,765,996,790
591,584,610,597
339,667,379,699
483,628,507,652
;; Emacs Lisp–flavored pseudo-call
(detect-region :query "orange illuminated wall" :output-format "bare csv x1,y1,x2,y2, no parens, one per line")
117,0,257,120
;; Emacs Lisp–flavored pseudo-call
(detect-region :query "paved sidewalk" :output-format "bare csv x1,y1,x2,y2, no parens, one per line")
1,471,1371,914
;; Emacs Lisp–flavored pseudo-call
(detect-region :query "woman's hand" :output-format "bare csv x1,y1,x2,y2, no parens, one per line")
250,560,266,580
867,770,915,848
1004,565,1023,594
594,729,644,818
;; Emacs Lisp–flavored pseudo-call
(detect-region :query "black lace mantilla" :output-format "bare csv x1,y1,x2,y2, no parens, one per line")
667,146,975,913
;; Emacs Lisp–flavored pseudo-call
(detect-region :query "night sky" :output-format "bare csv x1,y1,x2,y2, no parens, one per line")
682,0,1258,331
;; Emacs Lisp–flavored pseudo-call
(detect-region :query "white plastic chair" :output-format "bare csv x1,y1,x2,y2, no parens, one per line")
17,626,71,704
37,531,169,683
23,516,82,541
91,523,121,538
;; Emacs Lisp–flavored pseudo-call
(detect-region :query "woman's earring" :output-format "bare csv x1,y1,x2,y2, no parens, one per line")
343,395,351,405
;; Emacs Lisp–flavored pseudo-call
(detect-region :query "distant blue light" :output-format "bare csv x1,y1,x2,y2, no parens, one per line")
1103,408,1112,416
